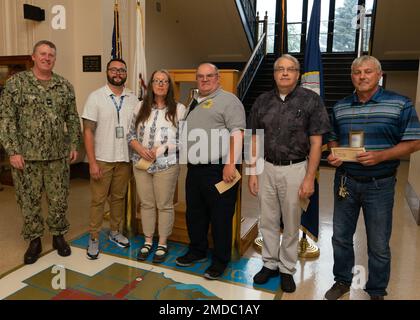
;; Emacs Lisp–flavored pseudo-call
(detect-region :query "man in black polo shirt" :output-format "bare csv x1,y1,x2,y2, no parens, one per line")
248,54,330,292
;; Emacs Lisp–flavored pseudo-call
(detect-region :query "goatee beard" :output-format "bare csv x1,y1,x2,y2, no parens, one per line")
107,75,126,87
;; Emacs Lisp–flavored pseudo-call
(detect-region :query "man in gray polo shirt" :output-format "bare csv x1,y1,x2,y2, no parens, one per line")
248,54,331,292
176,63,245,280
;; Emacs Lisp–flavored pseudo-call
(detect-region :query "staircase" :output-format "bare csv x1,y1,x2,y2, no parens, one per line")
241,53,357,116
242,54,276,114
322,53,357,111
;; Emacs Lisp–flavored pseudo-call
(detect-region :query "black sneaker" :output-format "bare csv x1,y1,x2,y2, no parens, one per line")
280,272,296,293
176,252,207,267
324,281,351,300
253,266,279,284
204,265,225,280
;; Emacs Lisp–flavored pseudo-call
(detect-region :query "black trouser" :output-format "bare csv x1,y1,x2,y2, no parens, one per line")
186,163,239,269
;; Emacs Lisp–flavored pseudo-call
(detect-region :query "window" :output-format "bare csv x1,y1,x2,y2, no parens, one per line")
332,0,358,52
256,0,277,53
285,0,375,54
306,0,330,52
286,0,303,53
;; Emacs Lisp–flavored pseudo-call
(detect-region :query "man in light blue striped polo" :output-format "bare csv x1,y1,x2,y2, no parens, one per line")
325,55,420,300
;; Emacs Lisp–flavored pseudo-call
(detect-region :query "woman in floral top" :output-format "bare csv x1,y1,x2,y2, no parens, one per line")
128,69,186,263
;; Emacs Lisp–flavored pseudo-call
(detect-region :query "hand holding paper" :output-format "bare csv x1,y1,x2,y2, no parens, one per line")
331,147,366,162
134,158,153,170
300,197,310,212
215,169,241,194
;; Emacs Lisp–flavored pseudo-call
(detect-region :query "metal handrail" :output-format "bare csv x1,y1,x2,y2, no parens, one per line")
237,32,267,86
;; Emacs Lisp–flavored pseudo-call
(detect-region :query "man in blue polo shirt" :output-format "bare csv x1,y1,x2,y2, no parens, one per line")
325,55,420,300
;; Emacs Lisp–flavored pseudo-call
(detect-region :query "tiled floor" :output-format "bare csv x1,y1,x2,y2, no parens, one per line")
0,162,419,300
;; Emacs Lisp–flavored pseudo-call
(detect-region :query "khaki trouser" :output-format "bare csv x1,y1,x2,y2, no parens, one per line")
258,160,307,275
133,164,180,241
89,161,132,238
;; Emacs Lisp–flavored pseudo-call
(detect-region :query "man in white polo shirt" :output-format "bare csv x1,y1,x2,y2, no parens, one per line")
82,58,138,259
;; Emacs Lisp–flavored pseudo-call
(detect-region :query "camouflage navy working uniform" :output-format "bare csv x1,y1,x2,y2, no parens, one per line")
0,70,82,241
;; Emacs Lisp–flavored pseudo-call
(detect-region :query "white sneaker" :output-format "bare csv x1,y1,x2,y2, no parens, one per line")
87,238,99,260
109,231,130,248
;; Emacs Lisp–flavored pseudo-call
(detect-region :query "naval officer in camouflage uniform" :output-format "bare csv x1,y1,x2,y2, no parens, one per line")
0,40,82,264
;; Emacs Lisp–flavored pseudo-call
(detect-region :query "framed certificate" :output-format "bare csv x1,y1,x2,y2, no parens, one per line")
331,147,366,162
349,131,364,148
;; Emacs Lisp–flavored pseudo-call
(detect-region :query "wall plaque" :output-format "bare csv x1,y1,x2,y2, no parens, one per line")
83,55,101,72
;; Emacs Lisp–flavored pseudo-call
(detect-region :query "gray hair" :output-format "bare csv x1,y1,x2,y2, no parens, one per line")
197,62,219,75
351,55,382,73
32,40,57,54
274,54,300,71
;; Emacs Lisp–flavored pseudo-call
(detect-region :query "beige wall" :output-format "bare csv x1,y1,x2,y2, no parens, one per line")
145,0,250,74
373,0,420,60
408,60,420,195
0,0,113,115
385,71,418,102
0,0,250,111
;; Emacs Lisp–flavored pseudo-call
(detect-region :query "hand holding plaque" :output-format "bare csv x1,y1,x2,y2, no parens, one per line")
331,147,366,162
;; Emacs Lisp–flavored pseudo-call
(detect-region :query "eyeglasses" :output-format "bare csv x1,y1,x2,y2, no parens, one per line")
108,68,127,74
351,69,376,75
274,67,299,73
196,73,218,80
152,79,170,85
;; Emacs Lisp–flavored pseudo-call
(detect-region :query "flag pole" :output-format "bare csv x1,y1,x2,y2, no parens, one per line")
298,0,323,259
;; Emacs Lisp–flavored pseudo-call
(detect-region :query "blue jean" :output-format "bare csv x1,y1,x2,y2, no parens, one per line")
332,171,396,297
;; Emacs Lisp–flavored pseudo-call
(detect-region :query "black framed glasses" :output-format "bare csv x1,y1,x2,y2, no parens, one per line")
152,79,170,85
108,68,127,74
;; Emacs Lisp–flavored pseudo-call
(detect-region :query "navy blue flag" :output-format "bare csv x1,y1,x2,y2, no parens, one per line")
111,1,122,59
300,0,323,241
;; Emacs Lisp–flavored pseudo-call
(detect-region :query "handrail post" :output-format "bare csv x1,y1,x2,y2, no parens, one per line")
357,6,366,57
255,11,260,43
263,11,268,54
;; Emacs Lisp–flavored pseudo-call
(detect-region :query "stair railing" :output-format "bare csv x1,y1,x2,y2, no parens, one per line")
237,13,268,101
235,0,258,48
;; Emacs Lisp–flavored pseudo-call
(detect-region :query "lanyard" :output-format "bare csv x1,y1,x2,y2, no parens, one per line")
110,94,125,125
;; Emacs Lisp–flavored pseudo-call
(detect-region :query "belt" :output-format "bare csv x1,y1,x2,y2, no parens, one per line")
265,157,306,166
339,170,396,183
187,158,224,168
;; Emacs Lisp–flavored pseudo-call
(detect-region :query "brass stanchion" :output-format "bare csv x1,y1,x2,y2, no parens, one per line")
253,235,263,252
231,165,243,262
253,232,320,258
298,232,320,258
123,177,137,237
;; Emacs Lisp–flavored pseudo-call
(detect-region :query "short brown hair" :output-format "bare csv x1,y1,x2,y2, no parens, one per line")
32,40,57,54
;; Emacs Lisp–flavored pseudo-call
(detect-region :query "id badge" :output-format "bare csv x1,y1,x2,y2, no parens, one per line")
116,126,124,139
349,131,364,148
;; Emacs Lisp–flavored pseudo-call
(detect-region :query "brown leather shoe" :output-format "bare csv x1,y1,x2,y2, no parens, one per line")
52,235,71,257
24,237,42,264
